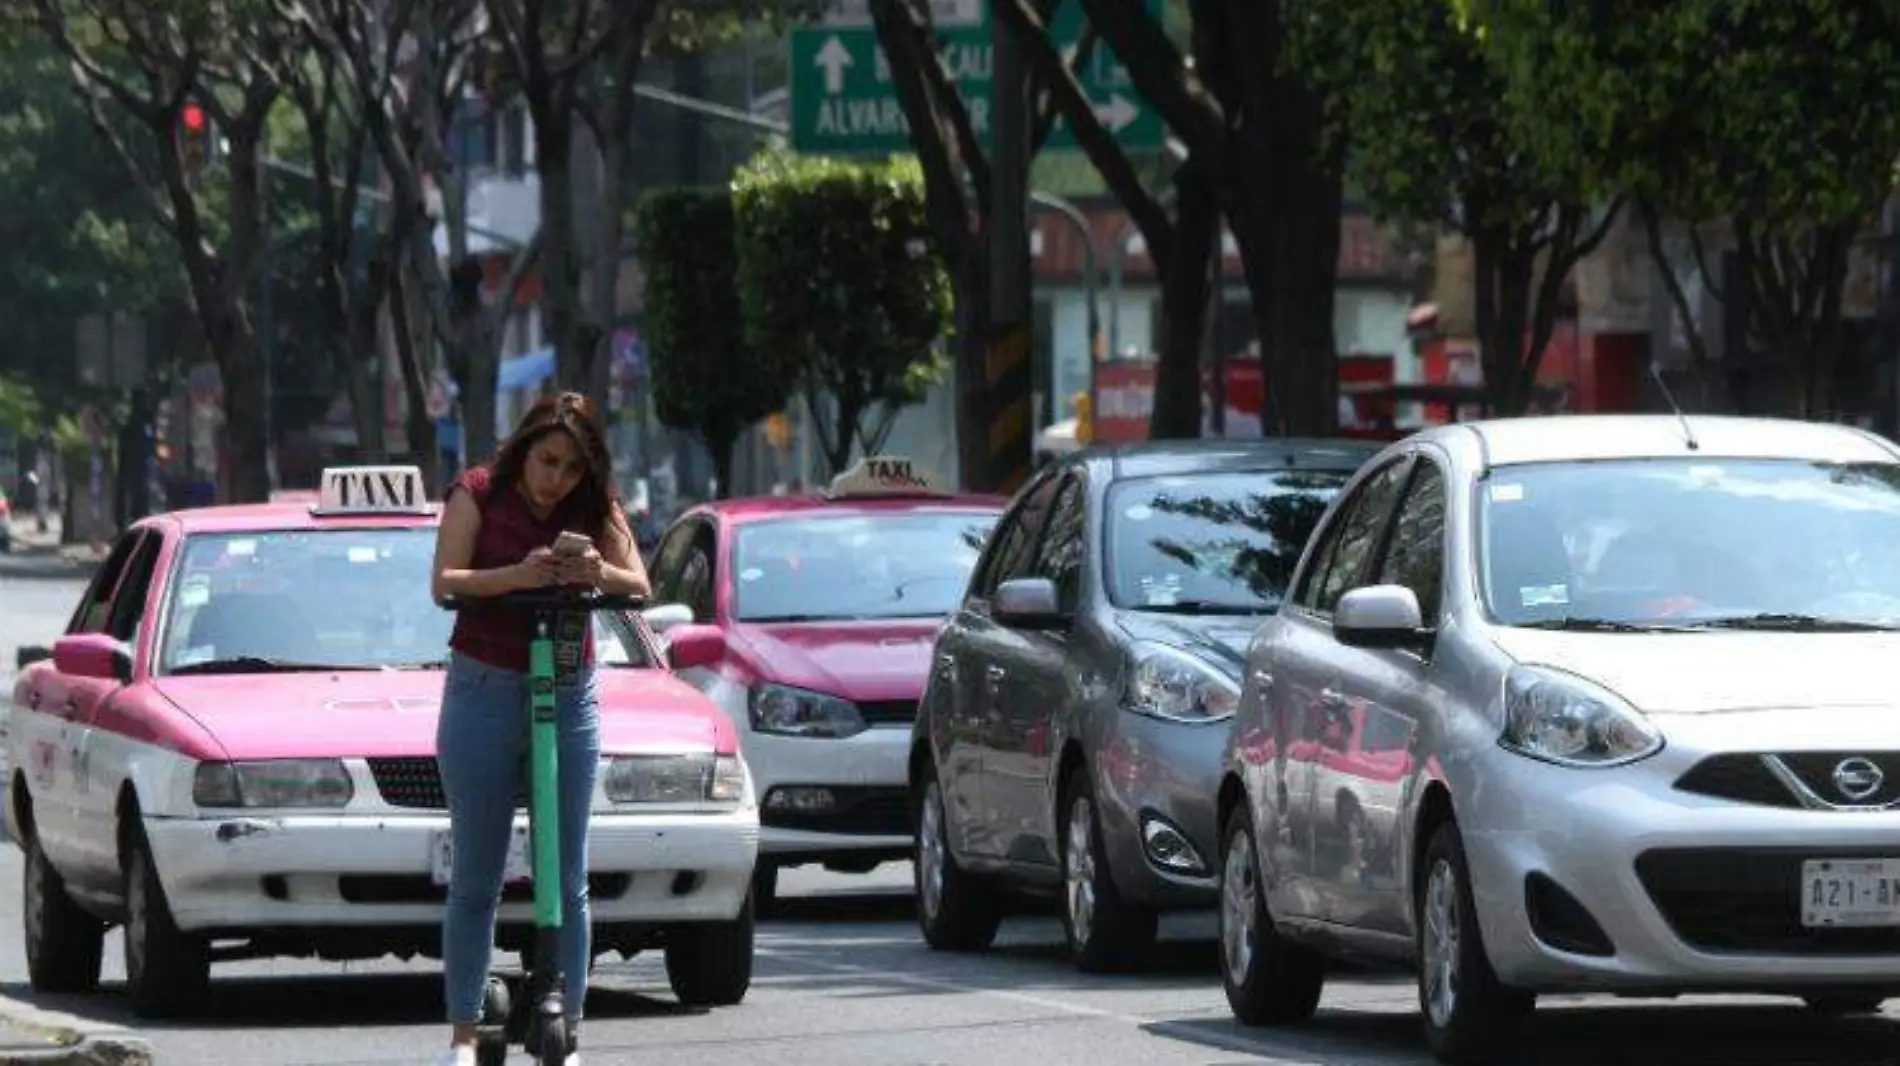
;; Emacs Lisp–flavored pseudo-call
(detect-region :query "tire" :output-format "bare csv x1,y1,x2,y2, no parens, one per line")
913,769,1002,952
1219,803,1324,1025
535,1011,568,1066
1803,994,1886,1014
752,861,780,918
665,892,755,1007
1060,768,1157,973
123,831,210,1019
1415,819,1532,1064
22,832,104,994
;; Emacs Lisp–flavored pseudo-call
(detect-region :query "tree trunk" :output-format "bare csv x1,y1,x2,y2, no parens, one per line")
1152,165,1215,438
709,432,735,500
1472,231,1538,416
215,317,272,504
951,244,992,490
533,112,593,397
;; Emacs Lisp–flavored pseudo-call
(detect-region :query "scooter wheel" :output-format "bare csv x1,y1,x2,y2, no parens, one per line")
475,1038,508,1066
481,977,512,1025
536,1013,569,1066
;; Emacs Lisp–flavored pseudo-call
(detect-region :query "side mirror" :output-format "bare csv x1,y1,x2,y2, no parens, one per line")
641,603,695,635
52,634,133,683
1334,585,1428,650
16,645,52,671
666,624,727,672
994,577,1065,629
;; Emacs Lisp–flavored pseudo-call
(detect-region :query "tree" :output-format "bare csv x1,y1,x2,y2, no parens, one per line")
28,0,289,503
635,187,797,497
1472,0,1900,416
1073,0,1347,435
1287,0,1619,415
733,151,953,476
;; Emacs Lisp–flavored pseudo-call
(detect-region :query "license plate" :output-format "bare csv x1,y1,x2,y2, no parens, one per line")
430,827,532,887
1801,859,1900,928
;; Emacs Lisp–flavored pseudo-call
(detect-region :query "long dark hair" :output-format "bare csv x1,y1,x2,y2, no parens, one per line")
487,391,618,540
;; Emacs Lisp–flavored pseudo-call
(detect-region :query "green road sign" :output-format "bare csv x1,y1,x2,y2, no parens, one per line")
788,1,1166,157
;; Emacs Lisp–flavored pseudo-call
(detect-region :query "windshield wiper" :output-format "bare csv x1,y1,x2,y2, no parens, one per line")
1516,617,1684,633
168,656,380,676
1135,600,1269,616
1689,613,1900,632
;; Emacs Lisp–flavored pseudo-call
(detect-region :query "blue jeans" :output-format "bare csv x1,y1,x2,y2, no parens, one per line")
436,651,601,1024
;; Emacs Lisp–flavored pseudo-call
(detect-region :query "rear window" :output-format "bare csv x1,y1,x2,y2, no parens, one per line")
157,528,656,673
731,511,995,622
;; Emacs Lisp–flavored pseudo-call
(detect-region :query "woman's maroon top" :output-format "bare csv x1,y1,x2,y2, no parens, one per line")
446,465,596,674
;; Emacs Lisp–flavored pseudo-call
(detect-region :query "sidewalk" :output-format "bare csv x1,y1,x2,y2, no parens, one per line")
0,518,106,580
0,995,150,1066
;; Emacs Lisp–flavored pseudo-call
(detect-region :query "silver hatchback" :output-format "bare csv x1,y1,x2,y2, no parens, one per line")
1218,415,1900,1063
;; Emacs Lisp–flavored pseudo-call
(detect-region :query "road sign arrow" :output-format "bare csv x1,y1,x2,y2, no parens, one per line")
815,35,854,94
1094,93,1139,132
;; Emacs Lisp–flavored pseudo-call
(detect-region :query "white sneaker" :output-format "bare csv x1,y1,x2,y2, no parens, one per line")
435,1047,475,1066
564,1054,581,1066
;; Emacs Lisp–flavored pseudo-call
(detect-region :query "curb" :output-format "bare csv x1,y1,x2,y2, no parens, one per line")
0,997,152,1066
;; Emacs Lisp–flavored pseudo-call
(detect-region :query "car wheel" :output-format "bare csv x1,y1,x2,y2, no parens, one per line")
664,891,754,1007
1416,819,1532,1064
1060,768,1157,973
124,831,210,1018
914,768,1001,951
1220,802,1323,1025
1802,994,1886,1015
23,832,104,994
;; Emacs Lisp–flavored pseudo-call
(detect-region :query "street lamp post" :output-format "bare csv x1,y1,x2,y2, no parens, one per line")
1030,191,1102,444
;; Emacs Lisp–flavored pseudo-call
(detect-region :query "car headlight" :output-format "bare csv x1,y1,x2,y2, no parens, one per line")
603,753,746,804
192,759,353,808
1124,643,1241,723
1499,665,1662,767
749,683,866,738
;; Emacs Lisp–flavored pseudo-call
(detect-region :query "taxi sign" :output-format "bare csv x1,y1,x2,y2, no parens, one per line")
313,465,434,516
825,456,952,499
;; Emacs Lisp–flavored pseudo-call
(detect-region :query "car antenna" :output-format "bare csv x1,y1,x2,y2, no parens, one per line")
1648,363,1698,451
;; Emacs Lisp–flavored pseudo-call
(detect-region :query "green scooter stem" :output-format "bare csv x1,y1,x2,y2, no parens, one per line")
528,614,563,931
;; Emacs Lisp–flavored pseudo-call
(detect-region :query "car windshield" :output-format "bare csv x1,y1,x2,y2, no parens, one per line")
1480,458,1900,630
158,528,657,673
731,511,994,622
1106,469,1353,613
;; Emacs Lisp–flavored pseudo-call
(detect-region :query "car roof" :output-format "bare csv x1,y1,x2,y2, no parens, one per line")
1084,437,1384,480
154,503,440,536
695,493,1007,526
1428,414,1900,468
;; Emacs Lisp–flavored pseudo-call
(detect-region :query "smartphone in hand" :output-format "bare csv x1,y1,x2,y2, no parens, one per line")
553,531,592,557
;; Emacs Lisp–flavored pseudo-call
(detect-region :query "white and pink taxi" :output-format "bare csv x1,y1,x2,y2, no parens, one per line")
5,466,758,1019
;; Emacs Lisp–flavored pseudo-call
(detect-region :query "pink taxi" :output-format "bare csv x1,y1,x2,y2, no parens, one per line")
6,466,758,1019
644,458,1003,910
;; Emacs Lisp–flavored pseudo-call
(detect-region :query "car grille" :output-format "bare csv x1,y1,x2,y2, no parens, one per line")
858,700,918,726
761,785,911,835
1675,751,1900,810
1636,847,1900,954
368,758,528,810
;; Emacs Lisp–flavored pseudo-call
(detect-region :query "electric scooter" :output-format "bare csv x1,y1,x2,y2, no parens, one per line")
439,588,645,1066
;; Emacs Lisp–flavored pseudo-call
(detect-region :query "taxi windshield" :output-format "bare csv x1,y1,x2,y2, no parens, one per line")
732,512,993,623
1105,470,1352,613
1480,458,1900,630
157,528,657,673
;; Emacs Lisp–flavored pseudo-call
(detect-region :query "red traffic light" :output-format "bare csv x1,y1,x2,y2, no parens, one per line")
181,103,206,132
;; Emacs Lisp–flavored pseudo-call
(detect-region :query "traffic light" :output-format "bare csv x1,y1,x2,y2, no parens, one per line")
178,102,210,174
1073,391,1093,446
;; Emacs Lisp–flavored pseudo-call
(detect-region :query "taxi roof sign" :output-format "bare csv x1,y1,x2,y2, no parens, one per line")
313,465,434,516
826,456,953,499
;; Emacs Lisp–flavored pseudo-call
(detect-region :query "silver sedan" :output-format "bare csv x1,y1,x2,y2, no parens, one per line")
1217,414,1900,1064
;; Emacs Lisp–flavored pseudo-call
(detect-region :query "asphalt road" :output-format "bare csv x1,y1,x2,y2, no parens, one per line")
4,564,1900,1065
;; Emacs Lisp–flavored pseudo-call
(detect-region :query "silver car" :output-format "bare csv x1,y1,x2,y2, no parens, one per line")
1218,414,1900,1063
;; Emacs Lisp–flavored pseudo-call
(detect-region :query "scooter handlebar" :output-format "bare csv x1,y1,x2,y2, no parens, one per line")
436,589,648,613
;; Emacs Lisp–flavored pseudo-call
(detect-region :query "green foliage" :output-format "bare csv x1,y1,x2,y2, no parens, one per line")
732,148,952,471
0,376,40,436
1285,0,1566,232
1471,0,1900,232
634,186,797,491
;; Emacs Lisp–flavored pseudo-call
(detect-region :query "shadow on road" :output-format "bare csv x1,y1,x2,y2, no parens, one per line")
1151,1000,1900,1066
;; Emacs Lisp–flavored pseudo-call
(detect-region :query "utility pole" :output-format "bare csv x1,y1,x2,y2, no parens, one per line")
988,5,1033,493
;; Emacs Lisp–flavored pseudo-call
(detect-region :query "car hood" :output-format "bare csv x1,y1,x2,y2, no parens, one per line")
1115,611,1266,679
151,668,736,759
1489,628,1900,714
725,619,939,703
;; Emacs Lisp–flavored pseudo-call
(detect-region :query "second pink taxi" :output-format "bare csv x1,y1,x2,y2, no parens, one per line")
643,458,1003,910
6,466,759,1018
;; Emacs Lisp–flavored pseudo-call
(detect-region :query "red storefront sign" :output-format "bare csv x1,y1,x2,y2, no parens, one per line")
1091,356,1397,443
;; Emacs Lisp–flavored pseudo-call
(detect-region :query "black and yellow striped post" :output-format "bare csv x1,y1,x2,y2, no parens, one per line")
986,324,1034,495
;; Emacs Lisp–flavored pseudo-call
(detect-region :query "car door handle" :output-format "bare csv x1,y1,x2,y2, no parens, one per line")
26,690,40,710
1319,687,1346,707
60,700,79,719
1251,669,1274,691
936,653,957,678
985,665,1006,682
